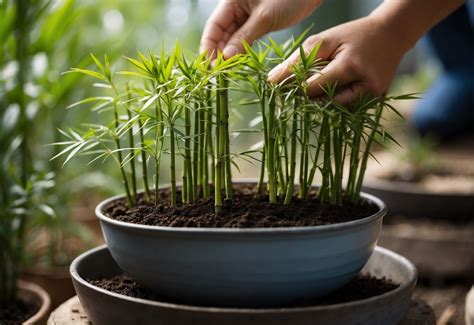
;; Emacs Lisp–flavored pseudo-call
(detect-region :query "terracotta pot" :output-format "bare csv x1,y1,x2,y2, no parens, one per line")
17,280,51,325
72,200,105,244
22,265,75,310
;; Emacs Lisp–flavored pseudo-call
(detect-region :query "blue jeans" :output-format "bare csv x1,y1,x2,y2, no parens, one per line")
412,3,474,138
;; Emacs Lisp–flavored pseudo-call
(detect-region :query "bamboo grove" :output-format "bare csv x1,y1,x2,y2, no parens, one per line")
54,35,415,213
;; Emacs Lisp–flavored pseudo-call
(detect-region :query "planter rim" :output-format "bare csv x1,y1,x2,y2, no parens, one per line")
17,280,51,324
70,245,416,313
364,176,474,198
96,179,386,234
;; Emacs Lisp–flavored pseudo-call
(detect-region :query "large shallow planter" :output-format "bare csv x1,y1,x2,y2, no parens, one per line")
363,177,474,220
379,218,474,279
96,182,386,307
17,280,51,325
70,245,417,325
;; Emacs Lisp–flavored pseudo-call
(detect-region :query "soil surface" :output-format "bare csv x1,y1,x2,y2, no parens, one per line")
88,273,398,308
104,184,378,228
0,300,39,325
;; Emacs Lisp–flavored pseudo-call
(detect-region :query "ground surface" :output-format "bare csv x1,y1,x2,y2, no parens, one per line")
415,284,470,325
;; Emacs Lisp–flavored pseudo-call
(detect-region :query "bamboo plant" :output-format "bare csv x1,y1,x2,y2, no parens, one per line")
55,36,415,215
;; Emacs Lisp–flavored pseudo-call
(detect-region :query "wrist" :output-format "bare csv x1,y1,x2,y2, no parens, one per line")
369,0,465,52
369,2,426,52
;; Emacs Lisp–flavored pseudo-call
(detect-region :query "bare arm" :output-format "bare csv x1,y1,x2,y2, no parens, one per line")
267,0,466,103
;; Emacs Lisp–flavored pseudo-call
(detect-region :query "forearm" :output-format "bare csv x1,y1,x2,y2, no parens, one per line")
370,0,465,51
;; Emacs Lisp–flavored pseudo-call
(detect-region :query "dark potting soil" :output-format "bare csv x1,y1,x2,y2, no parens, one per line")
104,184,379,228
0,300,39,325
88,273,398,308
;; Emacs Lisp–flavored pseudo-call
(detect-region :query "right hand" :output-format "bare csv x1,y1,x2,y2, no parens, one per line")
200,0,323,59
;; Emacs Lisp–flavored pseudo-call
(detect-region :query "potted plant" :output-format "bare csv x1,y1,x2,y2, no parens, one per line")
364,135,474,219
363,135,474,279
0,0,58,323
56,34,416,309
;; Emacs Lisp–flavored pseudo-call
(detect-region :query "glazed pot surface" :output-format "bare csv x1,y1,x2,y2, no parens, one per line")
70,245,417,325
96,182,386,307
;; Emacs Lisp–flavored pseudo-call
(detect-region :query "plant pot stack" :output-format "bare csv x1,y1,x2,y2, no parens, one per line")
55,37,424,324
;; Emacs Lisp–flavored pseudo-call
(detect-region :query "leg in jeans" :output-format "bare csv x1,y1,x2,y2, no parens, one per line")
412,4,474,139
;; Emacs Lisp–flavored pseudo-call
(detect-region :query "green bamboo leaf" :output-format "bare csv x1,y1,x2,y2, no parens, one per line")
65,68,106,80
66,96,113,109
90,53,105,75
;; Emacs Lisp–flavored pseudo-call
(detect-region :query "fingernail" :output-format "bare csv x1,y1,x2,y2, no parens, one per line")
223,44,239,59
268,64,284,83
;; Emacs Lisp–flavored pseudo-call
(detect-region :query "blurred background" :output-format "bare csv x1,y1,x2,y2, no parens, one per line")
1,0,472,323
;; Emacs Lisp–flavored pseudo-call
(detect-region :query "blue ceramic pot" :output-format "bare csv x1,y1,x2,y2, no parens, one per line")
96,181,386,307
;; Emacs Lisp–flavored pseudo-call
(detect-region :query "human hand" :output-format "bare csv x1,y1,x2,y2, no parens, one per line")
200,0,323,59
268,16,408,104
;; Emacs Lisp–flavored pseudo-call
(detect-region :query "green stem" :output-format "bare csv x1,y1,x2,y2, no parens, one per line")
219,76,233,199
169,124,177,207
256,81,267,196
138,117,151,203
126,85,137,201
198,100,206,197
284,105,298,205
193,103,200,201
307,112,326,193
267,87,277,203
214,80,223,213
184,103,192,203
113,101,133,208
203,88,213,197
154,102,164,205
353,104,383,202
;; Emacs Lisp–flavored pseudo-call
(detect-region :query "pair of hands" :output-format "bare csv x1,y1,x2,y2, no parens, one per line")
200,0,406,104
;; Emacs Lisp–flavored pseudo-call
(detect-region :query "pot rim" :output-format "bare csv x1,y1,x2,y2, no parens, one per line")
96,179,386,234
364,176,474,198
17,280,51,324
70,245,416,313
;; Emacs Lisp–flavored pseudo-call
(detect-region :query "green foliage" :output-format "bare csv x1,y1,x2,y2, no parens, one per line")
54,36,416,216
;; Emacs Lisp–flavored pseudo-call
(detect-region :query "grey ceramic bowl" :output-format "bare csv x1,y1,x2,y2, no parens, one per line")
70,245,417,325
363,178,474,219
96,182,386,307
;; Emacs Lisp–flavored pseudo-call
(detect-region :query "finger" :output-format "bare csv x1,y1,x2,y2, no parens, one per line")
306,59,360,98
333,82,369,106
200,1,237,58
223,13,269,58
268,35,333,83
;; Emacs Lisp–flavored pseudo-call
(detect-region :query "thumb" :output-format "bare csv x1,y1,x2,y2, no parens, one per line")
223,13,269,59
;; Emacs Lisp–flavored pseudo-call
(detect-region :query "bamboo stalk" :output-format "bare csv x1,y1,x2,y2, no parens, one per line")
126,84,137,201
138,116,151,203
214,79,223,213
154,101,164,206
284,101,298,204
220,76,233,199
193,103,200,201
198,100,206,198
203,88,213,197
267,87,277,203
353,104,383,202
184,103,193,203
113,101,133,208
169,123,177,207
256,81,267,196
